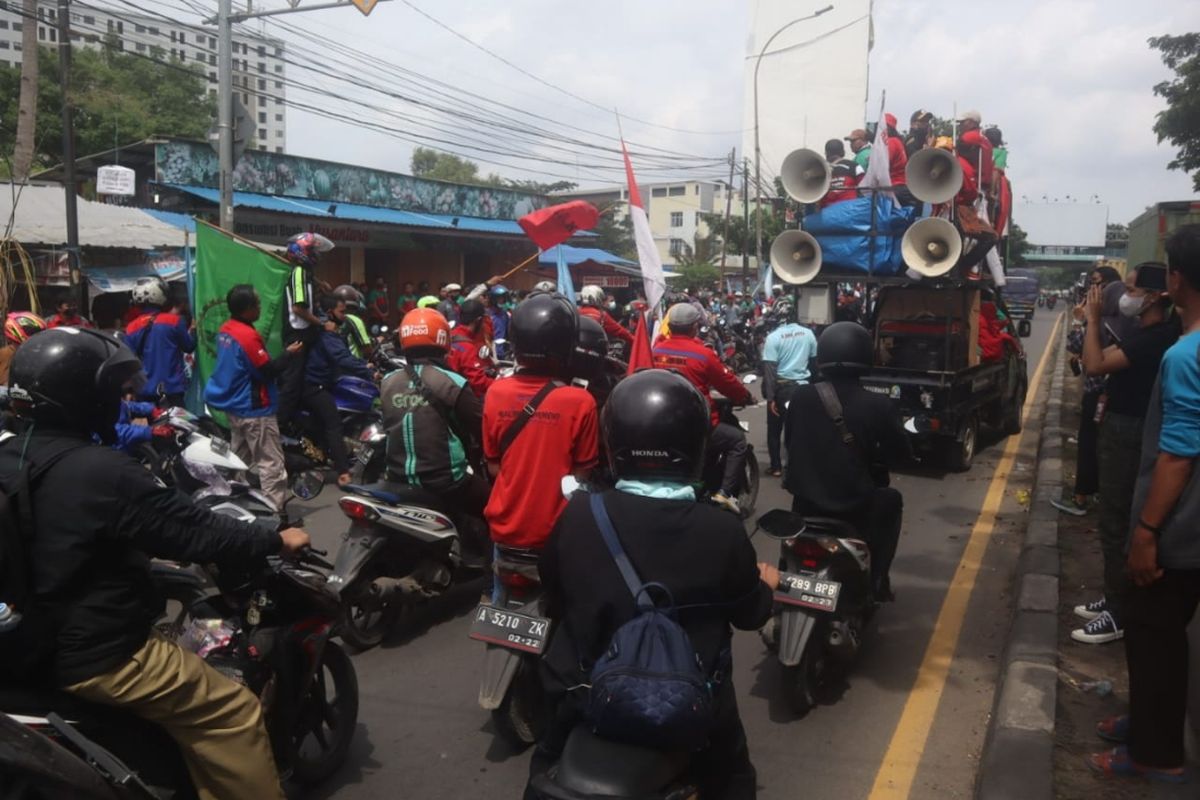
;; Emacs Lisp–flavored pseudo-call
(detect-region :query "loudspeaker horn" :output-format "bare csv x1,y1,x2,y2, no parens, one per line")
770,229,823,285
780,148,832,204
901,217,962,277
905,148,964,204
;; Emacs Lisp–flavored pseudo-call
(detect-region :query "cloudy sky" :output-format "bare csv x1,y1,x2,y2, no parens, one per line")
253,0,1197,224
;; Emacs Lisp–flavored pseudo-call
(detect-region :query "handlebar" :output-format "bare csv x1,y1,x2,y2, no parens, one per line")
296,546,334,571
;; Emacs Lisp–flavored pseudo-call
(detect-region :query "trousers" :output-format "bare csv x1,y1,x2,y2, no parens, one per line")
1097,412,1143,624
710,422,749,497
1073,389,1101,497
1124,569,1200,768
793,486,903,595
276,325,315,428
65,631,284,800
229,413,289,511
301,385,349,473
766,382,799,471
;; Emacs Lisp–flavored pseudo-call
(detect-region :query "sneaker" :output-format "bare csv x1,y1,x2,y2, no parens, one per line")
711,492,741,515
1074,597,1108,622
1071,610,1124,644
1050,497,1089,516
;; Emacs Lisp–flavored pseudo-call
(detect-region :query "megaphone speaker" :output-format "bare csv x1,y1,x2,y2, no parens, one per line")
770,230,823,285
901,217,962,277
780,149,832,204
905,148,964,204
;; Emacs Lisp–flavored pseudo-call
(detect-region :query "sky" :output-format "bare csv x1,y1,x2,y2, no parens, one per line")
248,0,1199,224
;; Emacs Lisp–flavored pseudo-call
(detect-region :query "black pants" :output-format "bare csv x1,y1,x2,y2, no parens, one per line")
1074,389,1101,497
300,385,349,473
793,486,903,595
766,382,799,471
1097,412,1143,624
1124,569,1200,768
710,422,749,497
525,681,757,800
441,471,491,558
277,325,315,428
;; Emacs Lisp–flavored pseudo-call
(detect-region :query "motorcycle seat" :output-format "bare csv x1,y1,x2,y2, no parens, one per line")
548,726,690,797
0,686,95,719
801,516,861,538
342,481,446,511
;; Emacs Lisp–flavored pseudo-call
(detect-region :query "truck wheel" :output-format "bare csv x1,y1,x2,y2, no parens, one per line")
945,414,978,472
1003,380,1027,435
1017,319,1032,338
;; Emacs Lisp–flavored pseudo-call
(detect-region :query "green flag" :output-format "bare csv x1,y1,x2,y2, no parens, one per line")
193,222,290,421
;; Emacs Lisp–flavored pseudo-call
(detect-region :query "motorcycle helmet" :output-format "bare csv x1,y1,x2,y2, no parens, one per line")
399,308,450,355
578,285,606,307
602,369,709,483
489,284,509,298
4,311,47,346
816,321,874,377
459,299,486,326
532,280,557,293
332,284,365,314
8,327,145,444
510,291,577,375
130,276,169,308
573,316,608,378
416,295,440,309
285,231,334,268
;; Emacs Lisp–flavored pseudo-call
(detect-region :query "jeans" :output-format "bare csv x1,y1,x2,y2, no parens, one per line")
710,422,749,497
1074,389,1101,497
793,486,903,596
766,382,799,471
1097,412,1144,624
300,385,349,473
1124,569,1200,768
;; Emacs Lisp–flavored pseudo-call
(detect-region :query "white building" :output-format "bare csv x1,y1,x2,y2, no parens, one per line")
0,1,287,153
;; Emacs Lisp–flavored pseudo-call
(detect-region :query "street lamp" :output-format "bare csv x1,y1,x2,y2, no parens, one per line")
753,4,833,278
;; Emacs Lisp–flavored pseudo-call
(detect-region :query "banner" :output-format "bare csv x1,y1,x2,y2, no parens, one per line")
85,248,191,293
193,222,291,421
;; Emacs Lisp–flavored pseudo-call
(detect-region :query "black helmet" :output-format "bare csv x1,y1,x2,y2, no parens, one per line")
603,369,710,483
511,292,577,375
573,316,608,378
459,298,486,326
816,321,873,376
8,327,145,444
332,284,364,313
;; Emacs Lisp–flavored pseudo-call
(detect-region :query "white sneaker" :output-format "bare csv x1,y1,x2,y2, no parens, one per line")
1073,597,1107,622
711,492,741,515
1071,610,1124,644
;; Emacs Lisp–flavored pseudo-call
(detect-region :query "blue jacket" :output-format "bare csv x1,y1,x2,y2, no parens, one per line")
205,319,283,418
305,327,373,388
488,306,510,342
123,310,195,399
113,400,158,453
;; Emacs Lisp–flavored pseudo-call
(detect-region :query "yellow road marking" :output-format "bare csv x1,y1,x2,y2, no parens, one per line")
868,312,1063,799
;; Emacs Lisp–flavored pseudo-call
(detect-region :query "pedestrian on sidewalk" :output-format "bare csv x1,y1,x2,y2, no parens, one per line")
1089,224,1200,784
1073,262,1180,644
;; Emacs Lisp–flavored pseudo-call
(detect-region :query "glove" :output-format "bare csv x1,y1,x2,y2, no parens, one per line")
151,425,174,438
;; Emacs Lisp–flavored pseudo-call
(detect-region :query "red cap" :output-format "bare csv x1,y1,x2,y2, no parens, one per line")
960,130,985,146
884,112,897,127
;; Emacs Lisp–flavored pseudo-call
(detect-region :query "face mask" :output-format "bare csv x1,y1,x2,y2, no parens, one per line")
1118,293,1148,318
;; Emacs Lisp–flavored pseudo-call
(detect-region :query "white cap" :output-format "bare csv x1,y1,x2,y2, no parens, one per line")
958,109,982,124
444,283,462,292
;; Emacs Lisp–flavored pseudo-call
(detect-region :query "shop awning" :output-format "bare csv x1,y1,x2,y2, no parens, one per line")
0,183,190,249
538,245,636,267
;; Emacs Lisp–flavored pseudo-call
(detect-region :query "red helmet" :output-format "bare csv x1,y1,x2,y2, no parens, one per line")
399,308,450,353
4,311,47,345
285,231,334,268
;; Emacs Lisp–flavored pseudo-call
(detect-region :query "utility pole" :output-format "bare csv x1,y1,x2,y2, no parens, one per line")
57,0,81,310
741,158,750,288
718,147,735,290
217,0,234,230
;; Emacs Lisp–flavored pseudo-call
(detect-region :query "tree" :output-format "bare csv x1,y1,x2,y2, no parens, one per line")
1005,222,1031,267
410,146,481,183
1106,222,1129,249
1149,33,1200,191
1,43,214,175
11,0,39,179
590,203,636,259
505,178,578,194
672,234,721,289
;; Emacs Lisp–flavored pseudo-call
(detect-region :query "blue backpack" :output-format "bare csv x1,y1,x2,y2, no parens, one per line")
584,492,715,750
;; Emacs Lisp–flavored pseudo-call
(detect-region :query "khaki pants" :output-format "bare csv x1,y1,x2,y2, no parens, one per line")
229,413,289,512
65,631,284,800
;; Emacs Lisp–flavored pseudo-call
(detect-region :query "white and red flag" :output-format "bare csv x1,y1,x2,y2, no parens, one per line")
621,140,667,317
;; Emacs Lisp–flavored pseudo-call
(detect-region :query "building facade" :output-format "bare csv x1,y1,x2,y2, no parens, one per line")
0,1,287,152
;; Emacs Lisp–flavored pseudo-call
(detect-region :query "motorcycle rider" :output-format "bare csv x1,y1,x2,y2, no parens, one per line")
448,299,497,398
529,369,778,799
652,302,754,514
571,315,619,410
782,321,911,600
278,231,333,431
761,301,817,478
380,307,491,562
304,295,373,486
1,311,46,386
578,284,634,348
333,284,374,360
123,277,195,407
0,327,311,800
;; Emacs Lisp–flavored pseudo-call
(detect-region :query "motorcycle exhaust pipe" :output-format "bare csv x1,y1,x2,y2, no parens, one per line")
371,564,452,600
826,620,860,663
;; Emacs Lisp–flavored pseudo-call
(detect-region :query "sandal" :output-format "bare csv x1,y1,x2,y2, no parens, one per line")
1087,747,1187,783
1096,715,1129,744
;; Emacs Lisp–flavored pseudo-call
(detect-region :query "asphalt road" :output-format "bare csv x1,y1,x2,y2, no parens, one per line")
290,309,1058,800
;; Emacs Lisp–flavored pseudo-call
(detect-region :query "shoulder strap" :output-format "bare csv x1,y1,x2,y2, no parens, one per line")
589,492,651,610
814,382,864,465
498,380,562,454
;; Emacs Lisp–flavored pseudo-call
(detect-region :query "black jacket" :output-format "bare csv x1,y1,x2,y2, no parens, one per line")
538,490,772,689
783,378,911,513
0,429,282,686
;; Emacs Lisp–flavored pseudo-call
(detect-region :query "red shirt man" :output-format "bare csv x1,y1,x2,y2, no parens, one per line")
483,374,598,548
652,322,753,424
447,299,495,397
579,304,633,346
884,113,908,186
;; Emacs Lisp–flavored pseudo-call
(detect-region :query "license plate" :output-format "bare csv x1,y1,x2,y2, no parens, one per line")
468,605,551,654
355,445,372,465
210,437,231,457
774,572,841,613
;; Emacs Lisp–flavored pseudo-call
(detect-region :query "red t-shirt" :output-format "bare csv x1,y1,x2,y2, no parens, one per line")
483,374,599,548
886,135,908,186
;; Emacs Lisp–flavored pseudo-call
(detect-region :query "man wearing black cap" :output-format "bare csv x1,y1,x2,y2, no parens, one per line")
822,139,863,208
448,298,496,398
905,109,934,157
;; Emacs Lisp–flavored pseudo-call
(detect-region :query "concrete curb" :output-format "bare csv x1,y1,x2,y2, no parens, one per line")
976,322,1065,800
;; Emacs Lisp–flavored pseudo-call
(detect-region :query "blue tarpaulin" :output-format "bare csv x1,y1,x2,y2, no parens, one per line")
802,196,916,276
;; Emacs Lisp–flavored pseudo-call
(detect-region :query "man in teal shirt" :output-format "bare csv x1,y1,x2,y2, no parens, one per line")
761,303,817,477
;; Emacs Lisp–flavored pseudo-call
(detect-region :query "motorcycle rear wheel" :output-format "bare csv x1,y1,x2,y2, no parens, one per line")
785,638,827,717
490,659,544,749
290,642,360,785
338,564,399,651
738,454,760,519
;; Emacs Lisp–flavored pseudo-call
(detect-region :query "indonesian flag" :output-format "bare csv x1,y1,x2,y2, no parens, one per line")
621,141,667,317
858,108,892,195
518,200,600,251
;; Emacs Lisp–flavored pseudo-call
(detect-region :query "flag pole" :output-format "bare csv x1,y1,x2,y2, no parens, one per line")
497,251,541,281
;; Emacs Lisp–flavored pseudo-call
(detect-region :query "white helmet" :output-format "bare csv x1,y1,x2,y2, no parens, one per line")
578,285,606,307
533,280,556,292
131,276,168,307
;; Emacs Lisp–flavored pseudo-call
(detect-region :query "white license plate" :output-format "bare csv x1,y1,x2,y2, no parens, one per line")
774,572,841,613
468,604,551,654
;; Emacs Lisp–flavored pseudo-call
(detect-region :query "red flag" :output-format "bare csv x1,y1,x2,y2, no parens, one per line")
626,311,655,376
517,200,600,251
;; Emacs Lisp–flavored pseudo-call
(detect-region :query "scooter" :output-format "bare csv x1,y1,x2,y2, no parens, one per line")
756,509,875,716
283,374,382,478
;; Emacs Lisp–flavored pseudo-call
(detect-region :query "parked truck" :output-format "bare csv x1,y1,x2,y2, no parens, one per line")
1127,200,1200,266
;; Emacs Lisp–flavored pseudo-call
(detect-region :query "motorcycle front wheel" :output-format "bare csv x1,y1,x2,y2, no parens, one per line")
490,659,544,749
289,642,360,785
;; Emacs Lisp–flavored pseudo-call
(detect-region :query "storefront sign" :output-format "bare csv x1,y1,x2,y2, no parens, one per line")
581,274,630,288
97,165,136,196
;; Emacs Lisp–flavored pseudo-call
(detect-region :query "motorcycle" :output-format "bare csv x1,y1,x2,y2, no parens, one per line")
704,393,760,518
471,544,550,748
756,509,875,716
283,374,382,478
528,725,697,800
1046,295,1058,309
326,480,487,650
3,544,359,796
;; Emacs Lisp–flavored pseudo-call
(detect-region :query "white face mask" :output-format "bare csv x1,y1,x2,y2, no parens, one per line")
1118,293,1148,318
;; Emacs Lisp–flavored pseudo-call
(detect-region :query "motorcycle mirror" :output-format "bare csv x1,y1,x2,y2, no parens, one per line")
742,374,758,384
291,469,326,501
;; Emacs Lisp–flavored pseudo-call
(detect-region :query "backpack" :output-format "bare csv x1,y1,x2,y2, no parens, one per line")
584,492,715,750
0,436,87,683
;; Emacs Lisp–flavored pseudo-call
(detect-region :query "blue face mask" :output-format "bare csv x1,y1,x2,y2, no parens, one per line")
615,479,696,501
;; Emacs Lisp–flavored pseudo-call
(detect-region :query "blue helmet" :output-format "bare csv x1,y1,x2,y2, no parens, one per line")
489,283,509,297
285,231,334,268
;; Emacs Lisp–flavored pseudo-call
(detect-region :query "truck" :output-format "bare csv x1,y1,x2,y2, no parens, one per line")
859,284,1029,471
1127,200,1200,266
1002,267,1039,334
